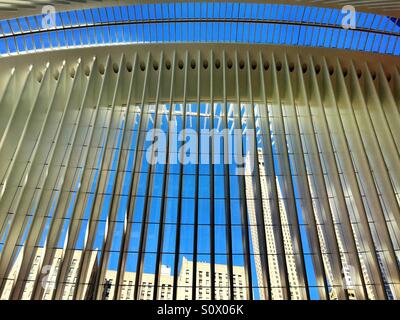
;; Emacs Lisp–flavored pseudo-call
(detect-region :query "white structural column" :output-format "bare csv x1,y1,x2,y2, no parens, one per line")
282,54,329,300
318,57,387,299
293,55,347,299
0,62,63,280
342,60,400,299
270,53,309,299
9,58,96,300
30,54,119,300
257,52,290,300
245,52,272,300
306,56,368,300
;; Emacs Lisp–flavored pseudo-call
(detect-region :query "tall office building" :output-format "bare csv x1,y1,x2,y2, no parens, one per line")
0,0,399,300
245,150,302,300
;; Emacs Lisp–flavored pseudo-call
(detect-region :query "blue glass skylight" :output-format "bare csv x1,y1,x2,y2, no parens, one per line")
0,2,399,56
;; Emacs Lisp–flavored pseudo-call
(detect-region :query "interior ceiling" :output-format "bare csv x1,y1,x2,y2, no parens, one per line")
0,0,400,20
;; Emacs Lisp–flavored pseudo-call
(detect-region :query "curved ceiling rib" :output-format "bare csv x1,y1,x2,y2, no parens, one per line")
0,42,399,301
1,0,400,20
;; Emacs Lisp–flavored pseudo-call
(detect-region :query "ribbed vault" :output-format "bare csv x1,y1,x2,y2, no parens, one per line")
0,44,399,300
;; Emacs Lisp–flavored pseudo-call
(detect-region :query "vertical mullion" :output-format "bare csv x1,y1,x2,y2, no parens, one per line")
93,52,150,300
119,53,152,300
172,51,189,300
129,51,164,301
222,50,234,300
9,58,91,300
233,51,253,300
98,53,138,300
282,54,329,300
0,62,62,296
104,51,150,301
271,53,310,300
342,59,400,298
209,50,216,301
245,52,271,300
258,52,291,300
294,55,347,300
190,50,200,301
307,56,368,300
153,51,177,300
73,53,138,300
103,53,138,300
57,55,111,302
31,55,116,300
53,53,126,300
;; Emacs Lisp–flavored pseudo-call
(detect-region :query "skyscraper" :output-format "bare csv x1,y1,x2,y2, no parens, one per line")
245,149,302,300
